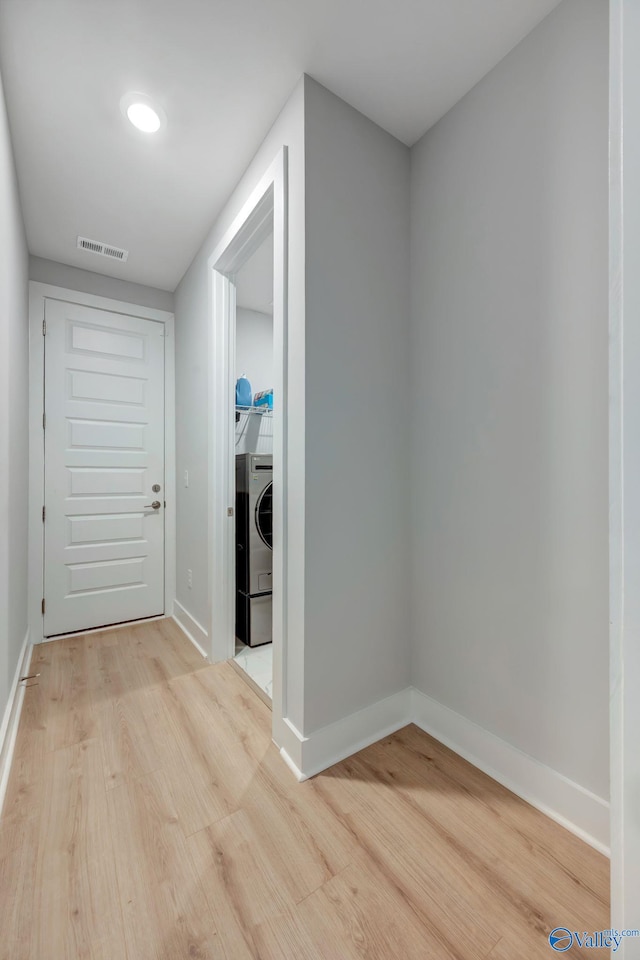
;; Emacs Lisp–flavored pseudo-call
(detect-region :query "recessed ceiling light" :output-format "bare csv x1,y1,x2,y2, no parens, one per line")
127,102,160,133
120,92,166,134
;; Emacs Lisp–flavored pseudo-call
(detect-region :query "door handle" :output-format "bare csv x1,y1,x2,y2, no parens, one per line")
144,500,162,510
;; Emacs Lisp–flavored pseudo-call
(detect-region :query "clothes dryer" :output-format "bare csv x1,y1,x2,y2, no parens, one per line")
235,453,272,646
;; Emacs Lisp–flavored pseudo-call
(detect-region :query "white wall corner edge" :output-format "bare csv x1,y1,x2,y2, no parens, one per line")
409,686,610,856
172,601,209,661
297,688,413,781
0,630,33,817
276,717,308,781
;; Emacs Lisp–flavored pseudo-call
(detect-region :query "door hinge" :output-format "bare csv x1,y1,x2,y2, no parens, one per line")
42,505,46,522
42,412,46,430
42,318,46,336
41,598,45,615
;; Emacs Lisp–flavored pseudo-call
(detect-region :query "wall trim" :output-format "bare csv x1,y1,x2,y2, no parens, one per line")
44,615,166,643
296,688,412,782
287,682,608,855
410,687,610,856
172,601,209,660
280,745,306,782
0,631,32,817
206,149,292,767
274,717,305,780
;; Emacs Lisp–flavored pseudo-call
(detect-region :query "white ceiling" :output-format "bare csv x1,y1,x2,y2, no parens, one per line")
0,0,561,291
236,232,273,315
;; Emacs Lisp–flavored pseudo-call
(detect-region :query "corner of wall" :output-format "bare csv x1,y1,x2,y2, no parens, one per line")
291,682,608,855
301,77,412,733
172,602,209,660
296,687,412,780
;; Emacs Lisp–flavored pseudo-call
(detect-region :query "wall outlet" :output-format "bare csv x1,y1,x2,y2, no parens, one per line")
184,469,189,487
187,569,192,589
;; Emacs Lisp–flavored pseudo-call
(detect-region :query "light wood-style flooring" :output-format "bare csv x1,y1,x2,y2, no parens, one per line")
0,619,608,959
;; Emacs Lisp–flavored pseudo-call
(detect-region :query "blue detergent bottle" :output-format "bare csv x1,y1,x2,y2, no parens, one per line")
235,375,252,409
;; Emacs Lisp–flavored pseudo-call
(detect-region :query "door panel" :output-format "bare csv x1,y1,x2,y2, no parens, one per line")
68,468,146,497
68,513,145,544
44,299,165,636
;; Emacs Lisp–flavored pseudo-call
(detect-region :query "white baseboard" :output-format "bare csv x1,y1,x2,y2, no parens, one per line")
172,601,209,660
280,745,306,782
1,620,610,855
279,682,609,855
274,716,306,780
43,614,166,643
410,687,610,856
0,630,32,817
292,688,412,781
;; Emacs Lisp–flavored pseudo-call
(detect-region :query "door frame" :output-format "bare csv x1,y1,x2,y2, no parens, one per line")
27,281,176,643
208,147,288,745
609,0,640,940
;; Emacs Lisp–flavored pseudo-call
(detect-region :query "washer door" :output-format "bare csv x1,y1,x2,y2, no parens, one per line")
255,481,273,549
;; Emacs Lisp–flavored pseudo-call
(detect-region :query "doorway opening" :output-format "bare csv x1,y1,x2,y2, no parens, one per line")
208,149,288,742
233,229,274,701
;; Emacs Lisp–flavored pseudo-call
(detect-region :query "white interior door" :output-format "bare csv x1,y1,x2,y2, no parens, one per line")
43,299,165,636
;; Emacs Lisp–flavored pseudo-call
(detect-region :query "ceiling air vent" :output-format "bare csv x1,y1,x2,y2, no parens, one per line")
77,236,129,262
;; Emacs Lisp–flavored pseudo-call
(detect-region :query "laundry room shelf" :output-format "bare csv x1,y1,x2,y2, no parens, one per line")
235,406,273,417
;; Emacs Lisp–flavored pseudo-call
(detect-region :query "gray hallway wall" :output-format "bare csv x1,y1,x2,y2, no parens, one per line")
0,65,29,721
409,0,609,802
